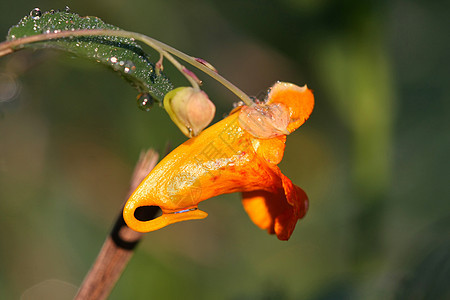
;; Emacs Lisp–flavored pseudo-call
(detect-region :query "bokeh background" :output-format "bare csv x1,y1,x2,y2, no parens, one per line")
0,0,449,299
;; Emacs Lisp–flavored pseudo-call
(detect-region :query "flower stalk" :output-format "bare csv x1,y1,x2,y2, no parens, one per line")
0,29,254,106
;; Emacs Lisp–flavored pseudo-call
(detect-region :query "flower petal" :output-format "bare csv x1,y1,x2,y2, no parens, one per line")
241,169,308,240
252,135,286,165
267,82,314,133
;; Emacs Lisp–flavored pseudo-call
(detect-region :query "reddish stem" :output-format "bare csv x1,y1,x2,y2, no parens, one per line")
74,149,159,300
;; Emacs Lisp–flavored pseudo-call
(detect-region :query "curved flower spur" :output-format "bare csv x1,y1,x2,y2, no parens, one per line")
123,82,314,240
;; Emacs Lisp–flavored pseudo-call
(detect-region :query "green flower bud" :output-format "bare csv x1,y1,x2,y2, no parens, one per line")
164,87,216,137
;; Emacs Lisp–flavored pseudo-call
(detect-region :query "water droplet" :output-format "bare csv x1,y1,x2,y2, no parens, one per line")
137,93,154,112
110,56,118,64
30,8,42,20
232,100,245,109
123,61,136,74
0,73,20,103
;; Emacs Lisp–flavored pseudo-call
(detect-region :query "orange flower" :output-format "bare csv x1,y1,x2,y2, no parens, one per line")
123,82,314,240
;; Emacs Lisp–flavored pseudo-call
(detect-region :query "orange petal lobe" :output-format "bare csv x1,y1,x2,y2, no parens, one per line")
241,168,308,240
252,135,286,165
267,82,314,133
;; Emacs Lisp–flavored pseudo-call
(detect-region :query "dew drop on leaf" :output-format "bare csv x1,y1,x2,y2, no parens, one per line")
7,10,173,101
137,93,154,111
124,61,136,74
109,56,118,64
30,8,42,20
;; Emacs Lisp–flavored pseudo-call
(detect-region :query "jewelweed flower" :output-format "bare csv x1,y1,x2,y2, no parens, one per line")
123,82,314,240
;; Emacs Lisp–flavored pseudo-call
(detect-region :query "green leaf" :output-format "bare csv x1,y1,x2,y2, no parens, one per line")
7,8,173,101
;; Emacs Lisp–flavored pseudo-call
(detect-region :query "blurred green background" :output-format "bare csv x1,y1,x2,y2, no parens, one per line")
0,0,449,299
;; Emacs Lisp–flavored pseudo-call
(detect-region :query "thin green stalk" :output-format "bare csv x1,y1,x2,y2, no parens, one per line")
0,29,254,106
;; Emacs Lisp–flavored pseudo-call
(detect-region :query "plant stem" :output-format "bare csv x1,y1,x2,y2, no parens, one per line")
74,149,159,300
0,29,254,106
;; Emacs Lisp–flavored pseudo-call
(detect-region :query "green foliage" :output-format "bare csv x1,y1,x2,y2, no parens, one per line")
7,8,173,101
